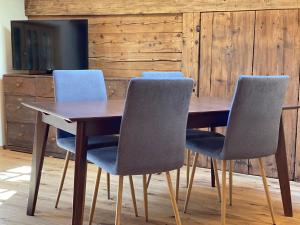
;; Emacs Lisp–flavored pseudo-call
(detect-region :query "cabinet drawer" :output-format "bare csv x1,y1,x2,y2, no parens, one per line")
3,76,36,96
36,77,54,98
5,95,36,123
6,123,65,157
105,78,129,99
7,122,35,149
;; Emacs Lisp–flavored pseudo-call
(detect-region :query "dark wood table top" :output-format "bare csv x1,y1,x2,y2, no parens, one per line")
22,97,299,122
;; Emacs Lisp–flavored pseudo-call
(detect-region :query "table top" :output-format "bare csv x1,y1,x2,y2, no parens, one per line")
22,97,299,122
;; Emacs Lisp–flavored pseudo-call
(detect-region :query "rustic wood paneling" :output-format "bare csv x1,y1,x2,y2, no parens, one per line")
89,33,182,56
105,78,130,99
249,10,300,179
89,52,182,62
88,14,183,78
198,11,256,173
25,0,300,16
198,12,213,97
88,15,183,33
182,13,200,92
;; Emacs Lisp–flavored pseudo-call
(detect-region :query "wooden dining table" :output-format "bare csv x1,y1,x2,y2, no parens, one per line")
23,97,297,225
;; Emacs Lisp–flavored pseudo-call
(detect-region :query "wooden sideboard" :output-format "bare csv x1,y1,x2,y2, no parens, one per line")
3,73,129,158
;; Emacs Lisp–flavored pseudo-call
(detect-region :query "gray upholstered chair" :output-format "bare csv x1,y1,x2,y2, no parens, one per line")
53,70,137,217
87,78,194,225
141,71,223,201
184,75,289,225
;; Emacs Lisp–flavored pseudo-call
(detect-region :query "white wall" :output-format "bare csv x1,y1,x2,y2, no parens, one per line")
0,0,27,147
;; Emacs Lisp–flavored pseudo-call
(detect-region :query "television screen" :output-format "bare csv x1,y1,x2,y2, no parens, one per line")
11,19,88,73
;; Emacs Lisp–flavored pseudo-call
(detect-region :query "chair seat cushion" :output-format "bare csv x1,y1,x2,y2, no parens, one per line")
56,135,119,153
87,146,118,175
186,136,225,159
186,129,224,139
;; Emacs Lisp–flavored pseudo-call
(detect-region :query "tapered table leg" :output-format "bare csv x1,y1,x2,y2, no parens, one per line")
27,112,49,216
210,127,216,187
72,122,88,225
211,159,216,187
275,116,293,217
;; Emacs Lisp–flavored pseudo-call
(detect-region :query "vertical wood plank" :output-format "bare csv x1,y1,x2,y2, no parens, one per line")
182,12,200,91
199,11,255,173
199,12,214,97
183,12,208,168
250,9,300,179
197,13,214,168
292,8,300,181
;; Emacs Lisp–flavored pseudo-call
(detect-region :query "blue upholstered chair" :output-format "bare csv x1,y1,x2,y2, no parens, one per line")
53,70,124,210
141,71,184,78
141,71,223,201
184,76,289,225
87,78,194,225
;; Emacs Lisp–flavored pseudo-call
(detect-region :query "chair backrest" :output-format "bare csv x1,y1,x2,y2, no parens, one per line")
221,75,289,160
53,70,107,139
115,78,193,175
141,71,184,78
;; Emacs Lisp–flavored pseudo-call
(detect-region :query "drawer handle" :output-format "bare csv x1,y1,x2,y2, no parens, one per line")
18,133,24,137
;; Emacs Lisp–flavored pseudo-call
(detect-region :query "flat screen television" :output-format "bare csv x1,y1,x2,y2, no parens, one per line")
11,19,88,74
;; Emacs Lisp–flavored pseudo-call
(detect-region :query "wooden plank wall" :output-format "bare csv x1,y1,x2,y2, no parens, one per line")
26,1,300,180
25,0,300,15
198,10,300,179
88,14,183,78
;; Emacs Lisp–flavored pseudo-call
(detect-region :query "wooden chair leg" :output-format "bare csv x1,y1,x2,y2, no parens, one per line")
146,174,152,189
184,153,199,213
55,151,70,208
258,158,276,225
176,168,180,202
115,176,124,225
166,171,182,225
129,175,138,217
143,174,149,222
229,160,233,206
88,168,102,225
212,159,221,202
107,173,111,200
221,160,227,225
186,149,191,188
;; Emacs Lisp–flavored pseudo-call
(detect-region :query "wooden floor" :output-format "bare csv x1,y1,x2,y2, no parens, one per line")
1,150,300,225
